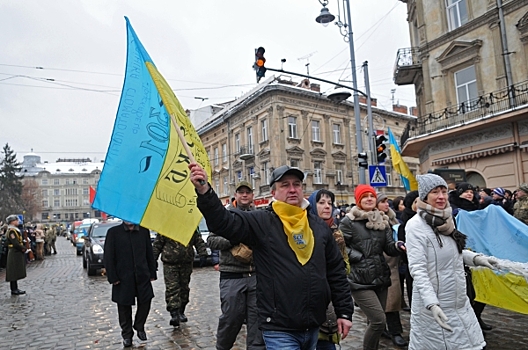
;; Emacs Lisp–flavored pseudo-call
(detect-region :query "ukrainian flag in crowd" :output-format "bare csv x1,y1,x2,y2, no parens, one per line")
388,128,417,191
457,205,528,314
93,17,211,245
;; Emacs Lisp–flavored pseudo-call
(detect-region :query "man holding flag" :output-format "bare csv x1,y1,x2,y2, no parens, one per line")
188,163,353,350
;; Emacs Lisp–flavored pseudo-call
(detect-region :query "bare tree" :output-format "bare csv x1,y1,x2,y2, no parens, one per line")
21,178,42,222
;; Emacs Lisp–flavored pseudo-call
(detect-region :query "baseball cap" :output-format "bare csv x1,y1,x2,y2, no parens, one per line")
269,165,304,187
235,181,253,192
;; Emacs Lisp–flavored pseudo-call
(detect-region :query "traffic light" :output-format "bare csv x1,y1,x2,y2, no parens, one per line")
358,152,368,169
254,47,266,83
376,134,388,163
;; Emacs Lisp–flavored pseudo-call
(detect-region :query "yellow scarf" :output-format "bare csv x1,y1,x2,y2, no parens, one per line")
272,200,314,265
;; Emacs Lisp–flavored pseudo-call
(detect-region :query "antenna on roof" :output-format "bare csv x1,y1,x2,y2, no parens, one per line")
298,51,317,75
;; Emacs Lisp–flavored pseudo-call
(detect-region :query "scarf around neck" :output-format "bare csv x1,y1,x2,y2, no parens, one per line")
272,200,314,265
416,198,466,253
347,206,389,231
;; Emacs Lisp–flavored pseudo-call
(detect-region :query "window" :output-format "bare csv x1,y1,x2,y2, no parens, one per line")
75,213,79,219
288,117,297,138
333,124,341,144
83,199,90,206
65,199,78,207
446,0,468,31
249,167,256,189
42,200,48,207
314,162,323,184
83,187,89,195
214,178,220,194
386,166,393,186
42,189,48,196
290,159,299,168
54,179,60,185
336,167,343,184
455,65,478,110
42,213,48,220
54,189,60,196
247,127,254,153
312,120,321,141
235,133,240,153
42,179,48,185
223,176,228,195
236,170,242,181
65,179,70,185
262,162,269,185
222,143,227,163
83,178,88,185
261,119,268,141
54,199,60,207
65,188,77,195
56,213,61,220
214,147,219,166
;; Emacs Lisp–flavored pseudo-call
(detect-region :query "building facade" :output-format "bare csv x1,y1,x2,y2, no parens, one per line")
395,0,528,188
196,76,418,206
20,153,103,222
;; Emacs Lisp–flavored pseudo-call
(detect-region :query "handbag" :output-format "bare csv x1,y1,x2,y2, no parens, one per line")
230,243,253,264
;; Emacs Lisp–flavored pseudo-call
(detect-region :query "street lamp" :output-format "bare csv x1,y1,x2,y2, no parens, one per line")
316,0,366,184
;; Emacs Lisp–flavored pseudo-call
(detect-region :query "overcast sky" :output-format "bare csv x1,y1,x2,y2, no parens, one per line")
0,0,415,163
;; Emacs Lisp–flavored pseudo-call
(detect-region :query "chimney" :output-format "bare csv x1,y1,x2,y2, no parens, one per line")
358,95,377,106
310,83,320,92
393,104,408,114
409,106,418,116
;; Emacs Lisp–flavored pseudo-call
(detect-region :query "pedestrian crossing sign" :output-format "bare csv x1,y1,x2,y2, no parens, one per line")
368,165,387,187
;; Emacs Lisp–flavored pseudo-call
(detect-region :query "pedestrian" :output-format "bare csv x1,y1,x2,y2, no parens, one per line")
449,182,494,332
405,174,497,350
45,226,57,255
189,163,353,350
376,192,407,347
207,180,265,350
491,187,513,214
513,183,528,225
396,190,419,309
34,224,45,260
4,215,27,295
339,185,406,350
103,221,157,348
392,196,405,223
307,189,350,350
152,227,208,328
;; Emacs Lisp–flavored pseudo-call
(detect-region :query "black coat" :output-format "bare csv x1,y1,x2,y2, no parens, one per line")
197,188,353,332
5,227,26,282
339,215,400,291
103,224,156,305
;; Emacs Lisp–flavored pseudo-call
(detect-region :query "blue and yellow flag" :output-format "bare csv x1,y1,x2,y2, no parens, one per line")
93,17,211,245
388,128,417,191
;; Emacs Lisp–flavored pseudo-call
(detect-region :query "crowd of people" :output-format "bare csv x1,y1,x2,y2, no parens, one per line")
4,163,527,349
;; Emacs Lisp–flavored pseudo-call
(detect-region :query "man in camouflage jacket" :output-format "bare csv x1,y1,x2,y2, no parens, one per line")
152,228,207,327
514,183,528,225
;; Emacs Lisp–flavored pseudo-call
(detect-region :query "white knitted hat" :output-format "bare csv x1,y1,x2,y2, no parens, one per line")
416,174,448,200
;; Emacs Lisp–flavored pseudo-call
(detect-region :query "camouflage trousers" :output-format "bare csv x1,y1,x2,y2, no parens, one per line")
162,261,193,312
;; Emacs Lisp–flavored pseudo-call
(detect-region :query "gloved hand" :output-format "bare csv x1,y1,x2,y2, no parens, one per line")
430,305,453,332
473,255,498,269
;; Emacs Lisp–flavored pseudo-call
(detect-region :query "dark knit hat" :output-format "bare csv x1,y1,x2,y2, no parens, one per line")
403,190,419,209
416,174,448,200
456,182,474,196
376,192,388,206
5,215,18,224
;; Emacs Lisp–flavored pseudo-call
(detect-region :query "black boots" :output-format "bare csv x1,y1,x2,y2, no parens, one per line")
179,306,188,323
170,310,180,327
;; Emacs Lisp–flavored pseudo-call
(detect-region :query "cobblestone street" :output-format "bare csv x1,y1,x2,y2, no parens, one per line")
0,237,527,349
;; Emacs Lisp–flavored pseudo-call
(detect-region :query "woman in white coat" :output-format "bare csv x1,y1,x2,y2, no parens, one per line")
405,174,497,350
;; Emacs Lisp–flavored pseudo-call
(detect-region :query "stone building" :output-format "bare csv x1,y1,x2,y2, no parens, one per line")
196,75,417,207
395,0,528,188
20,152,103,222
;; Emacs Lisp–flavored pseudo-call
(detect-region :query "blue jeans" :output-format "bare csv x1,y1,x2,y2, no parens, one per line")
263,328,319,350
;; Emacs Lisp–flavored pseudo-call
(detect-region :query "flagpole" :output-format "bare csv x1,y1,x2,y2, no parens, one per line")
170,114,206,185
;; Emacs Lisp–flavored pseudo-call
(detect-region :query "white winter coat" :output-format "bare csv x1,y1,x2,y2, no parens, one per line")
406,212,486,350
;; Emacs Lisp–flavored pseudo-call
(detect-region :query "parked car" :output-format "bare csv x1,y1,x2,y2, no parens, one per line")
75,223,91,255
83,221,122,276
194,218,212,267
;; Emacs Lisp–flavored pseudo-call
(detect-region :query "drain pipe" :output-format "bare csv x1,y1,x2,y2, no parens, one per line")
497,0,515,107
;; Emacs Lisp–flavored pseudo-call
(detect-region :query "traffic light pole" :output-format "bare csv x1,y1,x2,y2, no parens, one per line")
363,61,376,166
266,66,370,184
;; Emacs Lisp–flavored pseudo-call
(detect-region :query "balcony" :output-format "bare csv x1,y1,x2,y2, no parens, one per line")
393,47,422,85
237,145,254,160
401,80,528,148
